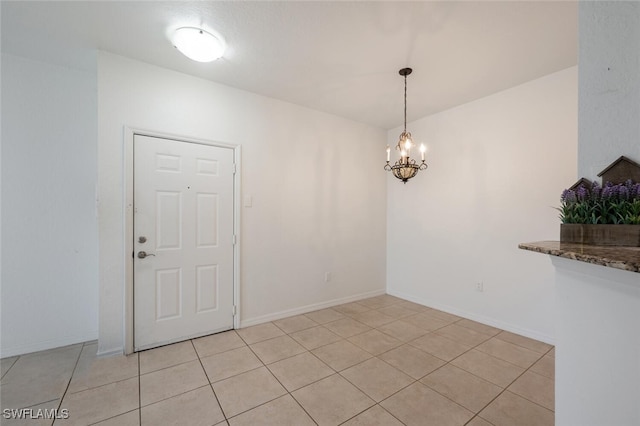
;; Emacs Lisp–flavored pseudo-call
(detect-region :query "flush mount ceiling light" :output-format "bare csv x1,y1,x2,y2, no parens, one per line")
171,27,224,62
384,68,428,183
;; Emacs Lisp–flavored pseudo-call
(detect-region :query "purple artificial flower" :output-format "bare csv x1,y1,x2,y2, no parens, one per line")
561,189,569,202
610,185,620,198
619,185,629,200
576,185,588,201
562,189,577,203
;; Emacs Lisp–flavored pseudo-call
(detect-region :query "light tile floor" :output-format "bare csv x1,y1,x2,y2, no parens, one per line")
0,295,555,425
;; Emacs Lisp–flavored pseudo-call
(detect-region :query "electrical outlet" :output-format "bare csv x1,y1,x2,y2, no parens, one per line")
325,272,331,283
476,282,484,292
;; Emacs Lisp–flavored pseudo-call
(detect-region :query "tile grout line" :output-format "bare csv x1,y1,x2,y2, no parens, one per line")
48,351,141,425
331,313,476,424
271,317,320,335
455,344,554,422
464,414,496,426
190,339,228,423
59,373,140,396
138,348,142,426
420,334,516,416
241,299,528,422
498,360,556,412
368,321,497,423
491,332,554,355
137,384,215,415
365,315,551,424
230,332,293,420
51,342,84,425
265,354,321,426
440,334,539,374
232,315,403,424
234,304,542,423
267,305,486,417
0,355,20,381
374,365,477,422
372,318,505,424
138,356,199,376
86,410,140,426
413,361,489,416
472,340,544,364
222,337,320,425
339,367,418,406
336,403,408,426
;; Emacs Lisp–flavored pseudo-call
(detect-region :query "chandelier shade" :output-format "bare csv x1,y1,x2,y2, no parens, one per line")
384,68,427,183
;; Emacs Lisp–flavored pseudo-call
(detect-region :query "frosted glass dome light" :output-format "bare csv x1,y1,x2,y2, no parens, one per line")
172,27,224,62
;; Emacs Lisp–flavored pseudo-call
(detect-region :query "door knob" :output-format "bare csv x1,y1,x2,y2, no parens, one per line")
137,251,156,259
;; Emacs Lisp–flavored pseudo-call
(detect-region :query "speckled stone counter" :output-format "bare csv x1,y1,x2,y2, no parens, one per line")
519,241,640,273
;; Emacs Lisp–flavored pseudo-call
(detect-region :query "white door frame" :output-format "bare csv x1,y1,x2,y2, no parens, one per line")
123,127,241,355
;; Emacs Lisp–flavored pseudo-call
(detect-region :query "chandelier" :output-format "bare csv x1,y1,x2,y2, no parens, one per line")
384,68,427,183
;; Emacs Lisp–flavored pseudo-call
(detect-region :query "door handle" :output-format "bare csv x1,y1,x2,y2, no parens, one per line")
137,251,156,259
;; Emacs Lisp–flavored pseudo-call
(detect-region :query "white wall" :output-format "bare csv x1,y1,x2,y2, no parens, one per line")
1,53,99,357
553,258,639,425
97,53,387,355
387,67,578,343
552,3,640,425
578,1,640,179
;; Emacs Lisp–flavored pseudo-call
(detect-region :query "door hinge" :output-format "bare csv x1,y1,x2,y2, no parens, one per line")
232,163,237,174
232,235,237,245
232,305,237,316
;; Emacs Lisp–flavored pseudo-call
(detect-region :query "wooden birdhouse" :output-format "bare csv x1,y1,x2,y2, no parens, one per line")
568,177,593,191
597,156,640,184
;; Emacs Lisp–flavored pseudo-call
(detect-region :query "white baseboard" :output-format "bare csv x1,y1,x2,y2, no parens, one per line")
96,346,124,358
387,289,556,345
239,288,386,328
0,330,98,358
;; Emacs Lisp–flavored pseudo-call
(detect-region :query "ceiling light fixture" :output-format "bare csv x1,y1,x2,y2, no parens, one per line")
385,68,427,183
171,27,224,63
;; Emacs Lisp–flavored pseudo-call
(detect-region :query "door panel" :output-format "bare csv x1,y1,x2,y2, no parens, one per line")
156,191,182,249
196,193,218,247
133,135,234,351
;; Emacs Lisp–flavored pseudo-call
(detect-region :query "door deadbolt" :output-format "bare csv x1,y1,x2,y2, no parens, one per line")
137,251,155,259
138,236,147,244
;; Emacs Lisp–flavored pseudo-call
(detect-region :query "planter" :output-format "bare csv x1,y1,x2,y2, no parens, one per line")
560,224,640,247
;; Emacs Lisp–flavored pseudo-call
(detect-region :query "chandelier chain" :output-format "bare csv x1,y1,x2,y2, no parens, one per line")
403,73,407,132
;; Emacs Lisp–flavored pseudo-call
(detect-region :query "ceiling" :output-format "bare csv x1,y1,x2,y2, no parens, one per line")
1,1,577,130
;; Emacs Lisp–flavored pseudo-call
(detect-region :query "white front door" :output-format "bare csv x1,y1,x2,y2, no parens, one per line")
133,134,235,351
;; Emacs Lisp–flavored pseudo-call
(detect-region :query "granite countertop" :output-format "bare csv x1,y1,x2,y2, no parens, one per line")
519,241,640,273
